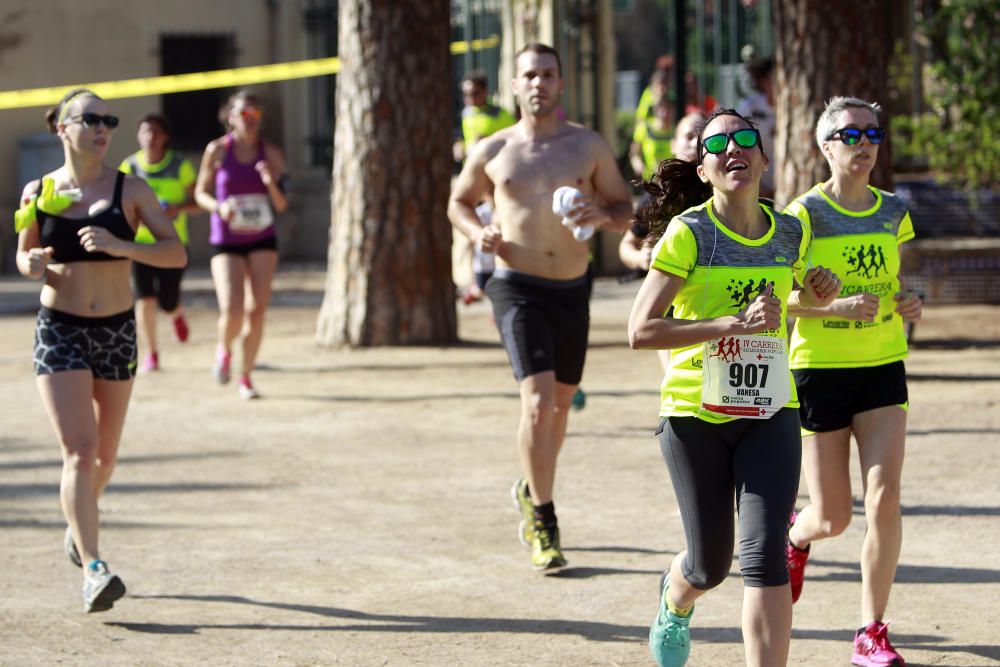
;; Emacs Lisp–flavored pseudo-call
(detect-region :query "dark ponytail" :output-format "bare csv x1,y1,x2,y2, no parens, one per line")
635,106,763,243
635,158,712,243
44,88,99,134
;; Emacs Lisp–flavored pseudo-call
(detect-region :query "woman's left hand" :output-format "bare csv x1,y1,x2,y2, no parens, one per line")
894,290,923,322
78,225,129,257
801,266,841,307
255,160,276,187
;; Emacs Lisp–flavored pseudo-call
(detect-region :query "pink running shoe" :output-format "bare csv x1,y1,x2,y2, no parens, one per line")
213,348,231,385
238,375,260,400
141,352,159,372
172,315,190,343
852,621,906,666
786,511,810,603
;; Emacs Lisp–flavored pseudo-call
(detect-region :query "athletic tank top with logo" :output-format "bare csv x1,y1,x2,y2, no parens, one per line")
120,150,197,245
632,119,673,179
786,184,914,369
651,199,809,423
37,171,134,264
210,135,274,246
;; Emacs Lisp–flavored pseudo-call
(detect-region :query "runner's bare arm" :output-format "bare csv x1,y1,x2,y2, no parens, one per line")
575,133,632,232
259,143,288,213
194,139,225,214
15,180,50,278
448,137,502,252
78,176,185,268
629,269,780,350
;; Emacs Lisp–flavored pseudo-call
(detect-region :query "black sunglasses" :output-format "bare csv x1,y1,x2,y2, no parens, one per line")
699,128,762,162
67,113,120,130
826,127,885,145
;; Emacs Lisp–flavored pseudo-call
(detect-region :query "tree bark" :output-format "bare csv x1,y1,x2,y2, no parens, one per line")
772,0,895,207
317,0,457,346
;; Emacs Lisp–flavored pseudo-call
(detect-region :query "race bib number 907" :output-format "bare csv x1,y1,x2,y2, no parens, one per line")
701,335,791,419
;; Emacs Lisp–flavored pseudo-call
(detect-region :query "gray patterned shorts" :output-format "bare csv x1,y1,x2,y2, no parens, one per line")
33,307,137,380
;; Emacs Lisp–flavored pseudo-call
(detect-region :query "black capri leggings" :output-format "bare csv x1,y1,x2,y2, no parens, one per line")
658,407,801,589
132,262,185,312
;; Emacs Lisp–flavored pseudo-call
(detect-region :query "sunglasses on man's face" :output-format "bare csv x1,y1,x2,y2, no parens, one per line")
827,127,885,145
238,108,262,120
67,113,120,130
700,128,761,158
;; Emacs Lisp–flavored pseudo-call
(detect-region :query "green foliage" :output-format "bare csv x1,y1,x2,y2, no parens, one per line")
894,0,999,191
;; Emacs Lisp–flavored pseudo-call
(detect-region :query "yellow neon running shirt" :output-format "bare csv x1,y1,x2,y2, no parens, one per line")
461,104,515,149
119,150,197,245
786,184,915,369
632,119,673,179
651,199,809,423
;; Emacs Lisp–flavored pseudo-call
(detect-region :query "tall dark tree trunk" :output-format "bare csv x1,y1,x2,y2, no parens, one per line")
772,1,895,207
317,0,457,346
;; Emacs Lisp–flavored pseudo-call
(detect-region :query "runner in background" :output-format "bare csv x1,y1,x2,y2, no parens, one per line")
195,91,287,399
454,71,515,305
785,96,921,667
619,111,705,373
120,113,198,371
449,43,632,572
634,56,674,126
628,108,839,666
630,97,675,182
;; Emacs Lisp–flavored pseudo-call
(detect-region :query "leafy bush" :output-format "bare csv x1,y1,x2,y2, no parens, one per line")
893,1,999,191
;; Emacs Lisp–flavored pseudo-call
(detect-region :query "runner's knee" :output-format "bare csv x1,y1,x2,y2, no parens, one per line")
815,504,853,537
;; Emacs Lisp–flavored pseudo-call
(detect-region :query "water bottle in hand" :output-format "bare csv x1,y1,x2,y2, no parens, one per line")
552,186,595,242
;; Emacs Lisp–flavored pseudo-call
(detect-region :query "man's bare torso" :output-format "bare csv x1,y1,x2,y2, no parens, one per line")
485,123,600,280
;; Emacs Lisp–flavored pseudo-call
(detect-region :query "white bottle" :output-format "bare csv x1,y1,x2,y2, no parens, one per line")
552,186,595,242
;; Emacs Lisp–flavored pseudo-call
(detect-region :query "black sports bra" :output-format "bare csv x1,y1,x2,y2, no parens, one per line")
37,171,135,264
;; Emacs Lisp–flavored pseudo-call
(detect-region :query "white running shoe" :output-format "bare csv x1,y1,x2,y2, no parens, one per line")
82,560,126,613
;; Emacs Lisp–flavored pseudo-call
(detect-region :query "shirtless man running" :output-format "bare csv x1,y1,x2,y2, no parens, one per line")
448,43,632,571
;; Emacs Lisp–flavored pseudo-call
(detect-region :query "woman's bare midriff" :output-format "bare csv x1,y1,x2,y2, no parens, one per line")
40,261,134,316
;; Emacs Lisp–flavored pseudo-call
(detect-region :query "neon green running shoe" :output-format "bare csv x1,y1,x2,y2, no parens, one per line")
530,520,567,571
510,478,534,548
649,572,693,667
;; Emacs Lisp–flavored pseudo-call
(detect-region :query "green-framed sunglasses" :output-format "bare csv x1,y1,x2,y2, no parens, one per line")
699,128,762,163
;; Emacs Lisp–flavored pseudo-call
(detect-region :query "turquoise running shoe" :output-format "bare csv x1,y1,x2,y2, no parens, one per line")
649,572,693,667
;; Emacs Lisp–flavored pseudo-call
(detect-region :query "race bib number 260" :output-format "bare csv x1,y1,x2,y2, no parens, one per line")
701,335,791,419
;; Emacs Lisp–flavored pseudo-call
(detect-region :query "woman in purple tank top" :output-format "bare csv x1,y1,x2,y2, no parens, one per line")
195,91,288,399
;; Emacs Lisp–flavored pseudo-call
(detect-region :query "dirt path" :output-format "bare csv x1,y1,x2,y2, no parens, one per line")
1,274,998,666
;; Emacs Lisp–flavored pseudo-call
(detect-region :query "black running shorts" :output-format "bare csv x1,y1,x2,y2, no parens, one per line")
132,262,185,312
210,235,278,257
793,361,908,433
485,268,590,385
33,307,137,380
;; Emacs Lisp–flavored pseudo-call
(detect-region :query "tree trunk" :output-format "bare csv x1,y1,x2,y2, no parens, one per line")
317,0,457,346
772,1,895,208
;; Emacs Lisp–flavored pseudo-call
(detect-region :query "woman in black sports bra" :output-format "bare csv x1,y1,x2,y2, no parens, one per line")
14,88,186,613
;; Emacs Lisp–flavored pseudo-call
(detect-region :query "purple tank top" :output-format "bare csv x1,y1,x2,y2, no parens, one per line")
210,134,274,245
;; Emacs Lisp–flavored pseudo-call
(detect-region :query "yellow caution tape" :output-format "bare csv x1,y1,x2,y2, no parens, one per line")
0,35,500,111
449,35,500,55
